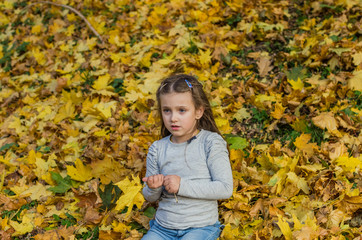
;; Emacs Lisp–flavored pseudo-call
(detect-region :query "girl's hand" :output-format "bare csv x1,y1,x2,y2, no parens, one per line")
163,175,181,194
143,174,164,189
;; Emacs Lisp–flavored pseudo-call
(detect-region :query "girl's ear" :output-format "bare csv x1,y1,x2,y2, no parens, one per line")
195,107,204,120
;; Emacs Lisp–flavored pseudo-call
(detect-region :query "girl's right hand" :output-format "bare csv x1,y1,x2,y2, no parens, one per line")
142,174,164,189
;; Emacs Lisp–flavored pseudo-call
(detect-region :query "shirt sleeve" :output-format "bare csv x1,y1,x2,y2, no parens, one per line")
177,133,233,200
142,141,163,202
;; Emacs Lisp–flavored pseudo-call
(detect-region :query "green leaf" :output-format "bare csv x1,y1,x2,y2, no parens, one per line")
0,143,17,152
285,66,307,81
225,135,249,150
143,207,156,218
98,181,121,211
48,172,72,194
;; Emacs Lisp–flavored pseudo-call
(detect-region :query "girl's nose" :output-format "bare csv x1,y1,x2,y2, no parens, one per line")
171,113,177,122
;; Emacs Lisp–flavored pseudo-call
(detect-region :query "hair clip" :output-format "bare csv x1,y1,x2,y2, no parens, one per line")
185,79,193,88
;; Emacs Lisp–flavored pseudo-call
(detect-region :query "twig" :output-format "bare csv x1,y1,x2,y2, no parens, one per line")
24,1,105,44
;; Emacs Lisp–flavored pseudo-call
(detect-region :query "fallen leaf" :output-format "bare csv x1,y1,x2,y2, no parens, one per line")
257,56,273,77
67,158,93,182
114,175,144,216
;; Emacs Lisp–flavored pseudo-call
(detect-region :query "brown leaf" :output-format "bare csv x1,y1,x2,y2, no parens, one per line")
0,230,11,240
99,231,123,240
75,192,99,208
257,56,273,77
0,194,27,211
312,112,340,136
34,226,75,240
249,198,264,218
84,207,103,224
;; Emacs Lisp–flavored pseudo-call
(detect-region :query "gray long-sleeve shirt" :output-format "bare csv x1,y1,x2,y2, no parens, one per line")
142,129,233,229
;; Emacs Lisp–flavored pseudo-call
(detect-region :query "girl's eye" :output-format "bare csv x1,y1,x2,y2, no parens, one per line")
163,109,170,113
179,109,186,113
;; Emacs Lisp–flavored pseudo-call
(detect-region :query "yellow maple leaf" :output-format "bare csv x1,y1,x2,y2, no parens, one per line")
110,52,123,63
10,213,35,236
27,149,42,165
125,90,145,104
352,52,362,66
271,103,286,120
31,47,46,65
0,152,16,172
31,25,42,34
81,97,99,114
59,43,70,52
294,133,311,148
67,158,92,182
87,38,98,50
215,117,232,134
93,101,118,120
0,12,10,26
94,129,110,139
1,216,9,231
34,154,57,181
229,149,242,162
114,175,144,216
293,133,316,156
335,155,362,173
109,29,124,47
268,168,288,194
74,115,99,132
255,94,277,104
54,101,76,123
198,49,212,68
62,143,80,163
277,215,292,240
67,12,77,21
287,172,310,194
139,52,153,68
112,221,131,234
20,182,53,200
76,40,89,52
287,78,304,90
87,16,106,34
233,107,251,122
92,74,113,91
221,223,240,240
175,32,191,49
91,157,125,185
169,23,187,37
292,213,303,230
348,70,362,91
142,69,171,94
66,24,75,36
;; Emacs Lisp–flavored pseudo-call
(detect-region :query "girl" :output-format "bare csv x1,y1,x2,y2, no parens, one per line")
142,74,233,240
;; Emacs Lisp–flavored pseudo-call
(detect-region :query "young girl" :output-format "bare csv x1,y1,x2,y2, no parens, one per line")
142,74,233,240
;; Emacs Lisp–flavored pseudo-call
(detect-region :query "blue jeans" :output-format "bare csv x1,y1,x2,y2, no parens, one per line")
141,220,223,240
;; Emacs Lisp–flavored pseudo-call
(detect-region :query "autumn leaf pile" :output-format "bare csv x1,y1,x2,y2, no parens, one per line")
0,0,361,239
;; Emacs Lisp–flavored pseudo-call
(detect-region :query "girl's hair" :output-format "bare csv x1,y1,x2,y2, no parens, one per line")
156,74,221,138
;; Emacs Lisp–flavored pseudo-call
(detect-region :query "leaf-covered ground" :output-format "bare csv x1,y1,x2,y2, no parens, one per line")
0,0,361,239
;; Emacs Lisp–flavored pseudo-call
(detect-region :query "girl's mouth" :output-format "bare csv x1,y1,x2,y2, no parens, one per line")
171,125,180,130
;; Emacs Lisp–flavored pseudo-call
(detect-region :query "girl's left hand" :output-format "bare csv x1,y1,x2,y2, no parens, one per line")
163,175,180,194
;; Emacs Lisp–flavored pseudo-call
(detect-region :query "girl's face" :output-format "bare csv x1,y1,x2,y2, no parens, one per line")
160,91,204,143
